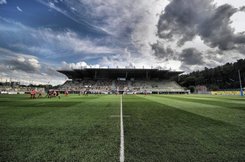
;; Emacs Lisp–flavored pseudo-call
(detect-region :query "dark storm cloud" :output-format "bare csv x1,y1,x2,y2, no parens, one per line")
156,0,245,51
4,59,39,73
237,46,245,54
0,49,40,73
234,35,245,44
157,0,213,46
199,4,237,50
151,42,205,65
180,48,204,65
151,41,174,59
240,6,245,12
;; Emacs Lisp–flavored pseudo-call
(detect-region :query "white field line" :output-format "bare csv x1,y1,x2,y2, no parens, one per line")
120,95,125,162
110,115,130,118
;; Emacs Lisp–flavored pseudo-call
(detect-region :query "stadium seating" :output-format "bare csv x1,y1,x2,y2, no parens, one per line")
58,79,188,94
57,68,189,94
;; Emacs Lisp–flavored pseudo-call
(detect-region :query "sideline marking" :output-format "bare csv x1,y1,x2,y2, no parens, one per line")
120,95,125,162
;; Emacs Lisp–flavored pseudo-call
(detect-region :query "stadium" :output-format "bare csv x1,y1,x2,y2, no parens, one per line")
1,64,244,161
1,0,245,162
57,68,189,94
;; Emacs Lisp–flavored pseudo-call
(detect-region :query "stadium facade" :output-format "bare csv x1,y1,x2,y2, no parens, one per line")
58,68,189,94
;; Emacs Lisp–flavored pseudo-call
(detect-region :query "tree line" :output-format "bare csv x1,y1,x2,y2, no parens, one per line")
177,59,245,91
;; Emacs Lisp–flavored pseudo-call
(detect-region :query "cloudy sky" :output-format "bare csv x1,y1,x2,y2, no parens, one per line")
0,0,245,85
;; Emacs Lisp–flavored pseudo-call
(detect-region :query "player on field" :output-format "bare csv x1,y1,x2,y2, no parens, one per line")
64,90,68,96
30,89,36,99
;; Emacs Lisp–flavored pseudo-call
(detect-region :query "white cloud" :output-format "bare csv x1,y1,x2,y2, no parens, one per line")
61,61,101,69
35,0,109,34
231,11,245,33
52,0,243,72
44,31,118,54
212,0,245,34
0,48,64,85
96,48,181,71
0,17,118,55
0,0,7,5
28,58,40,69
24,0,195,71
2,0,245,77
0,48,41,71
60,0,171,67
17,56,25,62
16,6,23,12
180,36,214,52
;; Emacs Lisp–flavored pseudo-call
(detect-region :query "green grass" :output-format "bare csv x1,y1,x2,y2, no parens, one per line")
0,94,245,161
0,94,120,161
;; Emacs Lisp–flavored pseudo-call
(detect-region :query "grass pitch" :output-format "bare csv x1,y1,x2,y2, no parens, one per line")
0,94,244,161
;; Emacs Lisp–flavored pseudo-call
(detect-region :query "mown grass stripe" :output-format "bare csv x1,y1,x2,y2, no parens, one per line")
185,95,245,101
165,95,245,105
162,95,245,111
123,95,244,161
141,95,245,128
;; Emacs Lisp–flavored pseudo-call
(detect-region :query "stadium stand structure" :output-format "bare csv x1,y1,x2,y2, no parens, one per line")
58,68,189,94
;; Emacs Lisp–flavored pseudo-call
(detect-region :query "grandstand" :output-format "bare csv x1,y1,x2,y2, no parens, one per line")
58,68,189,94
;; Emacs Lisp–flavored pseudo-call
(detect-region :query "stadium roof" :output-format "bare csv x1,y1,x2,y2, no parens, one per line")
58,68,183,80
